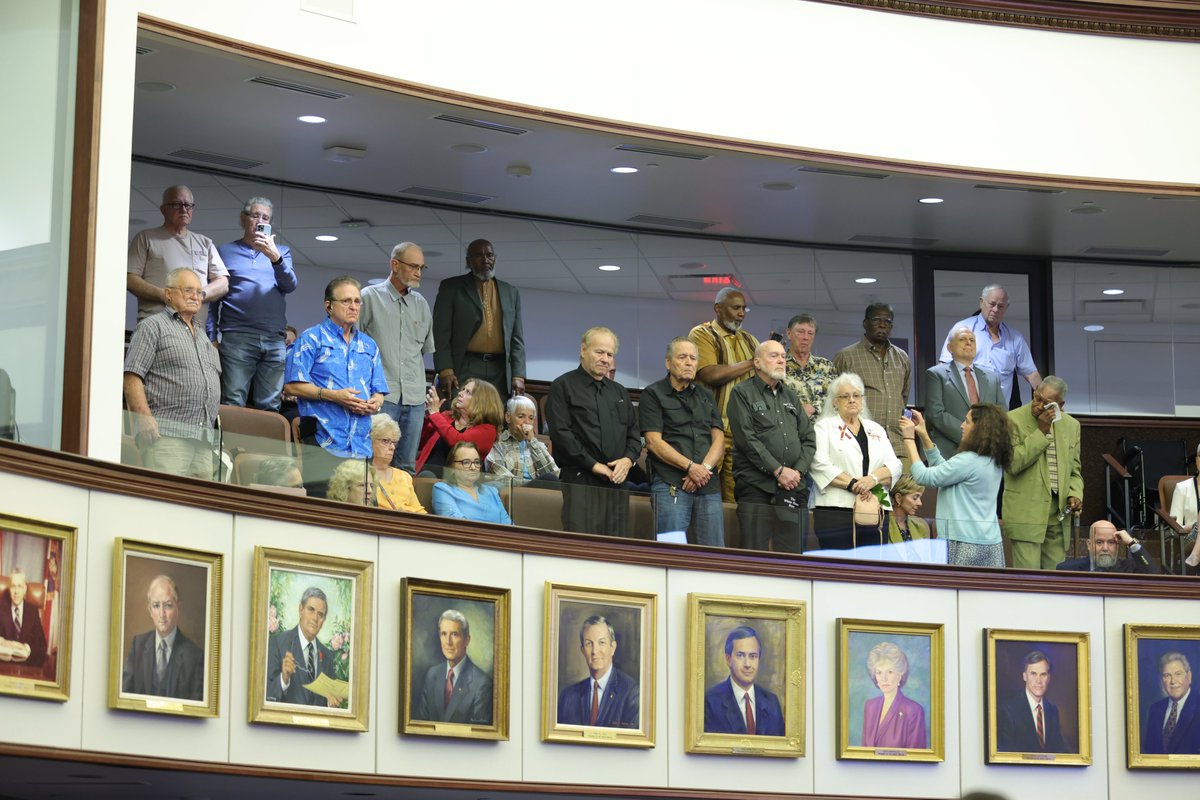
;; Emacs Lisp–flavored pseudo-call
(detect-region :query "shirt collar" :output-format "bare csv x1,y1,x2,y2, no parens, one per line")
592,665,613,693
156,628,179,650
728,677,756,705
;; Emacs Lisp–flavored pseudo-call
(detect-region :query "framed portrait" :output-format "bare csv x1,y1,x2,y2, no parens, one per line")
685,593,805,757
108,539,222,717
541,582,656,747
836,618,943,762
1124,623,1200,769
984,628,1091,766
400,577,510,740
249,546,373,732
0,512,76,702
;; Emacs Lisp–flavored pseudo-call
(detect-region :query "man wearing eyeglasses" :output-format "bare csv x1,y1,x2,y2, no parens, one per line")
127,185,228,331
938,284,1042,408
360,242,434,473
209,196,296,412
123,268,222,479
285,277,388,496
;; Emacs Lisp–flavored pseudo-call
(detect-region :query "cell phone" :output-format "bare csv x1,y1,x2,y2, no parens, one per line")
255,222,272,236
903,408,913,420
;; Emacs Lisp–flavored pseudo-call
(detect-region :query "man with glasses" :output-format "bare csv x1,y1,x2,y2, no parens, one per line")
833,303,911,460
432,239,526,402
284,277,388,496
123,269,222,479
360,242,434,472
127,185,228,331
938,284,1042,408
1055,520,1157,574
926,325,1003,459
210,196,296,412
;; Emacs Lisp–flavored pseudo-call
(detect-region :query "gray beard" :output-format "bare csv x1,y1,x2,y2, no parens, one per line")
473,269,495,282
721,320,742,333
1093,552,1117,569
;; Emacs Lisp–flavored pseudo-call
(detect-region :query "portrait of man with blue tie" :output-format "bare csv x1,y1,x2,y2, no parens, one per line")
1132,639,1200,760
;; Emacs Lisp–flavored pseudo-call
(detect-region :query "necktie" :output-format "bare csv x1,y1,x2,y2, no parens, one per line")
743,692,756,735
964,366,980,404
1046,435,1060,495
12,606,20,630
589,680,600,725
1035,703,1045,749
155,640,168,689
445,668,455,708
305,642,315,676
1165,700,1179,744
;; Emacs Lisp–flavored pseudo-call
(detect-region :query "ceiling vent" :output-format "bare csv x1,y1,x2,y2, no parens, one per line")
795,165,888,180
1081,246,1170,257
135,45,155,56
433,114,529,136
849,234,938,247
397,185,493,204
1081,298,1146,315
627,213,717,231
613,144,709,161
166,148,265,170
246,75,349,100
1148,195,1199,202
972,184,1063,195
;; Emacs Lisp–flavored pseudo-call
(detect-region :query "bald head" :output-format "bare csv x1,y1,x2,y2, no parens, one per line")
754,340,787,384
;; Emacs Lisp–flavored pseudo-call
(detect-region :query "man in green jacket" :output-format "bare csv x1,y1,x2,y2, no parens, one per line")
1002,376,1083,570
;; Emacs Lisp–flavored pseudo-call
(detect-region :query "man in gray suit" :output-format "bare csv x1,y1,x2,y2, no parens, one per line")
925,325,1003,458
413,609,493,725
432,239,526,402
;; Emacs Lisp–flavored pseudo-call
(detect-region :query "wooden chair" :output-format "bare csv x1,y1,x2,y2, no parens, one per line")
1152,474,1193,575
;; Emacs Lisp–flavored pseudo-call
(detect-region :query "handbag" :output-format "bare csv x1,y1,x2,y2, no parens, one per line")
852,489,886,547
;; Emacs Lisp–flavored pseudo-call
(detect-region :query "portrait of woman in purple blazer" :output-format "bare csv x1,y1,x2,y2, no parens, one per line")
861,641,927,749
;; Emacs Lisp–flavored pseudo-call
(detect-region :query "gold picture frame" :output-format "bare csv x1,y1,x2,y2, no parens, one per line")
0,512,76,702
400,577,510,740
836,618,943,762
685,593,805,757
249,546,373,732
1124,623,1200,769
541,582,656,748
985,628,1092,766
108,539,222,717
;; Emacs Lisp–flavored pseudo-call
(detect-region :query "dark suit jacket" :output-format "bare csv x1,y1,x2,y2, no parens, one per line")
121,628,204,700
997,694,1067,753
1056,547,1158,574
704,679,785,736
432,272,525,388
557,667,639,728
1143,694,1200,754
925,361,1003,459
413,656,493,725
265,626,337,706
0,594,47,666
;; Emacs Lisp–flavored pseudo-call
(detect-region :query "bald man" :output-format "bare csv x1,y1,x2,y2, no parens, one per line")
1055,520,1158,574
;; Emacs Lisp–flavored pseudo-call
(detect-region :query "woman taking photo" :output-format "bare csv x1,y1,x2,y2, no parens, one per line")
416,378,504,475
900,405,1012,567
485,395,559,483
810,373,902,550
369,414,426,513
432,441,512,524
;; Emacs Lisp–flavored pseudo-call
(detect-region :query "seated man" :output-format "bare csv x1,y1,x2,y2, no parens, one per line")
1056,520,1158,574
0,569,47,666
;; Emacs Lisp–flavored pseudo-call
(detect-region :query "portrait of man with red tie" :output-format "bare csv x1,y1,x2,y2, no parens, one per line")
556,614,640,729
412,608,493,726
703,625,784,736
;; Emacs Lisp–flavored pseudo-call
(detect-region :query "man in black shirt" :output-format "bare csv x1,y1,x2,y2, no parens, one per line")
727,340,815,553
547,327,642,535
639,338,725,546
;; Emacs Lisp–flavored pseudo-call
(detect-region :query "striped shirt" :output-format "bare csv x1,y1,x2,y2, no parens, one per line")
688,320,759,429
123,309,221,438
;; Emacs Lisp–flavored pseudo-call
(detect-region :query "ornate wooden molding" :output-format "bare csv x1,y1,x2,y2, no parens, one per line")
808,0,1200,41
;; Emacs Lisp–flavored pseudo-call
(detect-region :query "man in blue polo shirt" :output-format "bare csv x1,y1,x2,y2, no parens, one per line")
212,196,297,411
284,277,388,496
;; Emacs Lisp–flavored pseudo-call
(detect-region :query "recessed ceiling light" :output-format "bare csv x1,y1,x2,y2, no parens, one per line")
762,182,795,192
314,234,339,242
855,277,877,284
136,81,175,92
598,264,621,272
297,115,326,124
366,278,386,285
1069,202,1104,214
1102,288,1125,295
918,197,944,204
610,166,638,174
680,262,706,271
424,250,443,258
1084,325,1105,332
449,143,488,154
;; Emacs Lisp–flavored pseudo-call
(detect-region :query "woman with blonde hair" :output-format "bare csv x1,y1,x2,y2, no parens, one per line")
369,414,426,513
416,378,504,474
326,459,375,506
887,474,930,544
861,641,926,749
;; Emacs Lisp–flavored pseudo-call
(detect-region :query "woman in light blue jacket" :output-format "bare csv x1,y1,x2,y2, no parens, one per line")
899,405,1012,568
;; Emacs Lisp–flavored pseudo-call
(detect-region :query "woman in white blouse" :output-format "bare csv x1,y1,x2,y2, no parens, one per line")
1168,443,1200,570
809,373,902,550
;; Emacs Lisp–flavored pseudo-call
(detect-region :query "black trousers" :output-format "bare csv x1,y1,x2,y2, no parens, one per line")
735,483,804,554
813,507,890,551
461,352,508,403
560,468,629,536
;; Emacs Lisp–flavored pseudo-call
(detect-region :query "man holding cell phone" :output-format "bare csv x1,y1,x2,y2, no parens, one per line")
212,197,297,411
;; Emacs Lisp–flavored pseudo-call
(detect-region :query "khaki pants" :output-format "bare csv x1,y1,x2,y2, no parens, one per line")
1009,501,1069,570
719,439,736,503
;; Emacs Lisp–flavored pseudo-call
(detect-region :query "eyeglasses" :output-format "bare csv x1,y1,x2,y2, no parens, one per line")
395,259,428,272
168,286,204,298
329,298,363,307
164,202,195,211
453,459,482,468
376,438,398,447
836,393,864,401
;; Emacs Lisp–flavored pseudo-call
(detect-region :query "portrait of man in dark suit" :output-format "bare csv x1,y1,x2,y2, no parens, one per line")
996,649,1068,753
265,586,341,708
704,624,784,736
1142,651,1200,755
121,574,204,700
0,569,47,667
557,614,639,728
413,608,493,725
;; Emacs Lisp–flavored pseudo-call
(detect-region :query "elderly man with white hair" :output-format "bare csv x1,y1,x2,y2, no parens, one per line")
938,284,1042,406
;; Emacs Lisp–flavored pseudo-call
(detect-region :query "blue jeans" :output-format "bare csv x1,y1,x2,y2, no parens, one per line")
219,331,286,411
651,480,724,546
382,400,424,473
